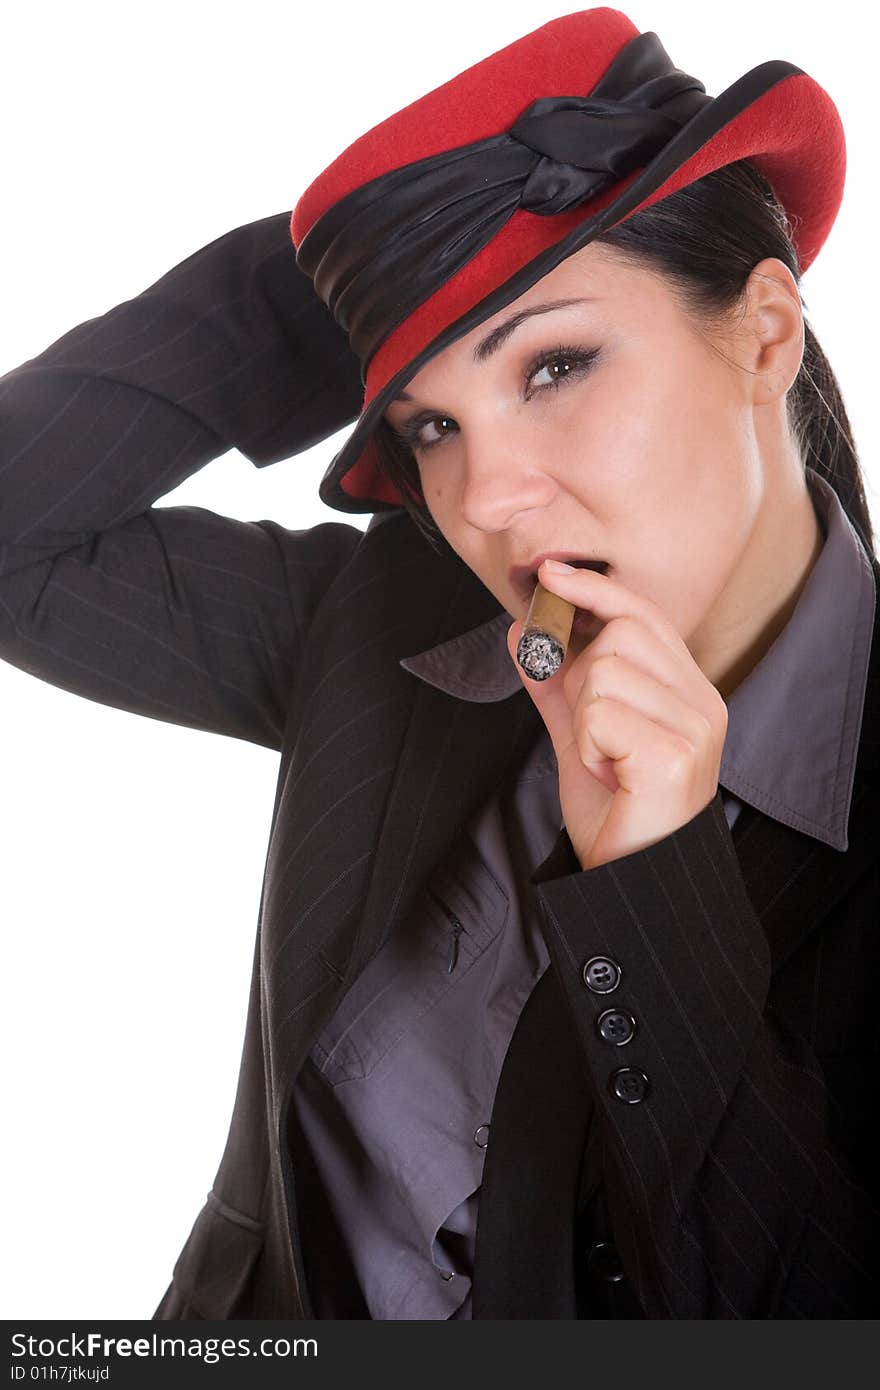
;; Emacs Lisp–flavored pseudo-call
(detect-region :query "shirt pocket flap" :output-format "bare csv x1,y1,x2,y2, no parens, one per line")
310,857,509,1085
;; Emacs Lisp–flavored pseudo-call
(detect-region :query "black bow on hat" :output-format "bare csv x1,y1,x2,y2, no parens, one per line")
296,33,712,371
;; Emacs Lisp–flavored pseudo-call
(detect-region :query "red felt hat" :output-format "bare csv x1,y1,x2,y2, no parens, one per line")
290,6,846,515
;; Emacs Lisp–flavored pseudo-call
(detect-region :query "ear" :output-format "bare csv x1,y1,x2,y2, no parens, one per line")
742,256,805,401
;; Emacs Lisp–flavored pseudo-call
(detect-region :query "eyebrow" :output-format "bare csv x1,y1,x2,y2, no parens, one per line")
391,297,596,403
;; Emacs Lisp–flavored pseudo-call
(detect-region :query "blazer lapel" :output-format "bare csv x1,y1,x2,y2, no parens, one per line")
262,516,543,1112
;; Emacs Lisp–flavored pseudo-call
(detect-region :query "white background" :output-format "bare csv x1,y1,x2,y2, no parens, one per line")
1,0,876,1318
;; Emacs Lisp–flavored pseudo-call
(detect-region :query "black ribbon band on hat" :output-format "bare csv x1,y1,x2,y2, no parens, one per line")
296,31,714,373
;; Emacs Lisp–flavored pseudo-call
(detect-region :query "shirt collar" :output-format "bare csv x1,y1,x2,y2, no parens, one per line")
399,468,875,850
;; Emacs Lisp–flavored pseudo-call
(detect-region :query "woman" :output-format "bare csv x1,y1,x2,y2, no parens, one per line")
1,9,877,1318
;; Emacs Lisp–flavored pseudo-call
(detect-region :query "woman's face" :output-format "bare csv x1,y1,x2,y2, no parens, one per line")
382,242,820,697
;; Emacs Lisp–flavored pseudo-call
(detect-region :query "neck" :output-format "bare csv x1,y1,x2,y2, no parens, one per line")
701,465,825,702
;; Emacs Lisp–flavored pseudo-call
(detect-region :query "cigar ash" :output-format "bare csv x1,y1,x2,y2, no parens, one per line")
516,628,566,680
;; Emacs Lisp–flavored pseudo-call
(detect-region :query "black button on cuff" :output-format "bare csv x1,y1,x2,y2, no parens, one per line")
586,1241,626,1283
609,1067,650,1104
582,955,622,993
596,1009,636,1045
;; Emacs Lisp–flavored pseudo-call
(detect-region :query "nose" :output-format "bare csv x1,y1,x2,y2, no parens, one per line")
458,429,557,531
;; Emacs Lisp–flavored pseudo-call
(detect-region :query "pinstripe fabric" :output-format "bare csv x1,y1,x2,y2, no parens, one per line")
521,787,880,1317
0,212,364,751
2,213,878,1318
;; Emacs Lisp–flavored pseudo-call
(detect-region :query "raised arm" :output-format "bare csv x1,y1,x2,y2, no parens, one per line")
0,211,364,749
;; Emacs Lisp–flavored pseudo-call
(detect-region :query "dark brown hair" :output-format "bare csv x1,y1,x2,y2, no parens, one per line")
371,159,874,559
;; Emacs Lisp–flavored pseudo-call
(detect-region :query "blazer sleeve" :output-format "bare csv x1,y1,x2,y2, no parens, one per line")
0,211,365,750
529,791,880,1318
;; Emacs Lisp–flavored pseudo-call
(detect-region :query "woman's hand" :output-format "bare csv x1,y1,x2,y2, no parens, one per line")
506,559,729,870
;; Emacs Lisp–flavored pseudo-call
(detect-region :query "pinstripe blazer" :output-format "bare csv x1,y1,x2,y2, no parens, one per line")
2,212,878,1319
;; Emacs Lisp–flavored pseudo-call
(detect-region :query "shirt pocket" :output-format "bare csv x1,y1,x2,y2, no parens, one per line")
309,852,509,1086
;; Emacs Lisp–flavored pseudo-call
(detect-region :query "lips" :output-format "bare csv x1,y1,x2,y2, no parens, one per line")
509,554,610,606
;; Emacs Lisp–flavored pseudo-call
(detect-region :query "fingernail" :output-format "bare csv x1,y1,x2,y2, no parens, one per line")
543,559,575,573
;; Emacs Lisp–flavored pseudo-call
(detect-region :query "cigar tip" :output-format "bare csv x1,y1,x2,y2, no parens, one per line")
516,630,564,681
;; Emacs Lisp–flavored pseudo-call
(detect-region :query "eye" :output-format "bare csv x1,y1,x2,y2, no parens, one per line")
387,343,599,453
386,412,459,454
530,359,571,389
528,348,596,391
524,344,601,397
414,416,457,449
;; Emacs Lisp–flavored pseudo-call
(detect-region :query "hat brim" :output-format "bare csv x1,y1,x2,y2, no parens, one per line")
317,59,844,515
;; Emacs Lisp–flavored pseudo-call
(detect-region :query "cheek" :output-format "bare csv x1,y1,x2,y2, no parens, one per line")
417,455,448,503
550,365,681,491
644,489,755,641
420,478,465,556
592,360,753,523
596,346,736,459
421,475,450,530
609,473,746,635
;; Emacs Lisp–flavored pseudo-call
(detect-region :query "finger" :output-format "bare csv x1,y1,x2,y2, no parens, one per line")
562,614,687,714
570,653,713,764
575,697,699,795
538,559,687,658
550,577,727,735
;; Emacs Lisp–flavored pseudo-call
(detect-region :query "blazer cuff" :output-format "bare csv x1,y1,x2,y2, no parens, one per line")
529,790,771,1177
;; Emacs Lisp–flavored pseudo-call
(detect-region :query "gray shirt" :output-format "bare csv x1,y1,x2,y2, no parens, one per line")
290,466,874,1318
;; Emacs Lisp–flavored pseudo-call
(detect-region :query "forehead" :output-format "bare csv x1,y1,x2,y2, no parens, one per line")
474,240,628,331
387,244,662,405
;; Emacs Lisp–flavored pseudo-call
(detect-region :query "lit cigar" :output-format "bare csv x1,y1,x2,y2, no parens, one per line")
516,578,576,681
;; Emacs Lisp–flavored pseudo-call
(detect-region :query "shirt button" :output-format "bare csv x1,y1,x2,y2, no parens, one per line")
582,955,622,994
473,1124,490,1148
596,1009,637,1045
586,1241,626,1283
609,1067,650,1104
